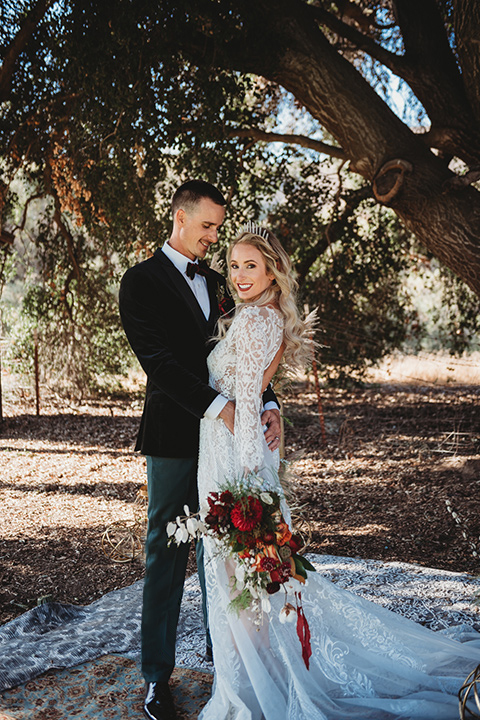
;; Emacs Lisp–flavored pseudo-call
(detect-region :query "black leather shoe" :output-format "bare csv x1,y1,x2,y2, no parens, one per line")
144,682,177,720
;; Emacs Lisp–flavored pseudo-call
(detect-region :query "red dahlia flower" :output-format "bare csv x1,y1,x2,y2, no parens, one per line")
278,561,293,581
211,503,229,517
207,493,219,509
205,513,219,528
230,496,263,532
259,556,280,573
220,491,234,504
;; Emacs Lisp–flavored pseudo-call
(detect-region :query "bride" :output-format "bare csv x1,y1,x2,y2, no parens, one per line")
196,225,480,720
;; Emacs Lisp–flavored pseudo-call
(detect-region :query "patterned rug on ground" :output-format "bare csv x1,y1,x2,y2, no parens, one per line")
0,655,213,720
1,554,480,694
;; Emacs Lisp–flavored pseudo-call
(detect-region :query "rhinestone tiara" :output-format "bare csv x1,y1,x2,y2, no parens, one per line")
242,220,270,240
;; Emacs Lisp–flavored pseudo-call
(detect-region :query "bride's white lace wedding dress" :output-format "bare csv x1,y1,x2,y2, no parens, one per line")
197,304,480,720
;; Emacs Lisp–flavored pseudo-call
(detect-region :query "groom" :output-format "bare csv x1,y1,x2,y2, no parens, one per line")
119,180,281,720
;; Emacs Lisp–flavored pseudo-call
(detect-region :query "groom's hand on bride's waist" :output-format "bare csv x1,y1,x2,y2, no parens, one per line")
219,400,235,434
262,408,281,451
217,403,281,451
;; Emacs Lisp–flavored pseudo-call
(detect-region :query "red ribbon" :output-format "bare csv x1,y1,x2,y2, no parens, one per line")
295,592,312,670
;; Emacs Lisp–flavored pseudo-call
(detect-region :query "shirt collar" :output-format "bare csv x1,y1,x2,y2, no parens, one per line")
162,241,196,276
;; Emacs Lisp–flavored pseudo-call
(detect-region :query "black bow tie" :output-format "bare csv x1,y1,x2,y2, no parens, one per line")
186,260,209,280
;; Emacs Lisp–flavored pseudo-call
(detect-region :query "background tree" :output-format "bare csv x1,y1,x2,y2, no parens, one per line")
1,0,479,392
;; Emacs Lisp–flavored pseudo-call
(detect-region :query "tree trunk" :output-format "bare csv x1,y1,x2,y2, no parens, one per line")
393,179,480,294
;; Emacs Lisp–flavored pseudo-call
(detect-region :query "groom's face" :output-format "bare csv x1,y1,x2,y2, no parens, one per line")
176,198,225,261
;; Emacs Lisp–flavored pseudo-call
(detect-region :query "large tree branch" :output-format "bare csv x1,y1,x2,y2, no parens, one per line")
393,0,469,110
309,0,467,122
0,0,51,103
391,0,480,164
305,0,480,166
229,128,346,159
307,2,408,78
175,0,417,178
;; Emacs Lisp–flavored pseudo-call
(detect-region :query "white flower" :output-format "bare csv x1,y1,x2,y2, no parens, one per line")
279,603,296,624
184,504,191,516
235,564,246,584
260,492,273,505
175,525,189,544
186,517,199,536
166,522,177,537
235,565,246,591
261,597,272,613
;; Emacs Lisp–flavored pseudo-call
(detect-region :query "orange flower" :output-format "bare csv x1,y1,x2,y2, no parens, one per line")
264,544,281,560
253,552,264,571
275,522,292,547
253,544,281,572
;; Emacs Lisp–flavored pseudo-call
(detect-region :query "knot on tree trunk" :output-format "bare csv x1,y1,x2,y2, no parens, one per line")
373,159,413,204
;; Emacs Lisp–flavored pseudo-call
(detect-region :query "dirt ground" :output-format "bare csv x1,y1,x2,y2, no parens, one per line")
1,379,479,626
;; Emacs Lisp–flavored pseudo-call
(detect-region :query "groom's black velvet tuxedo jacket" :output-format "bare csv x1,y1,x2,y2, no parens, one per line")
119,248,277,458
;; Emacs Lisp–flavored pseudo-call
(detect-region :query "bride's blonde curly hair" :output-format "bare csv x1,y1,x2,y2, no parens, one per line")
217,228,312,372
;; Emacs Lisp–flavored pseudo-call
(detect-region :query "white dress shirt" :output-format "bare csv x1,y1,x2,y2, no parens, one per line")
162,242,227,419
162,241,210,319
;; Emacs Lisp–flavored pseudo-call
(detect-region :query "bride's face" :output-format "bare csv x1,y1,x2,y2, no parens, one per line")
229,243,275,302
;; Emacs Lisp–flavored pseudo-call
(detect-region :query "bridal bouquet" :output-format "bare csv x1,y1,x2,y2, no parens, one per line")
167,473,315,668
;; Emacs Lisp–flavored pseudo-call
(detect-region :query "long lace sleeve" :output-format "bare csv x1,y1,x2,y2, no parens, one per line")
233,306,282,474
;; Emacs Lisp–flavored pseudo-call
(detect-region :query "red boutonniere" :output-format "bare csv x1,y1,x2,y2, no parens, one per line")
216,281,232,317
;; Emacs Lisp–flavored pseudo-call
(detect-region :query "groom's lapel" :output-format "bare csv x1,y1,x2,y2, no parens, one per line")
153,249,209,338
206,272,220,323
207,269,235,321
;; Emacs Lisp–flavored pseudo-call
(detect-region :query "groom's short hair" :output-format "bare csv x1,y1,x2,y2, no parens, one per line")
171,180,226,217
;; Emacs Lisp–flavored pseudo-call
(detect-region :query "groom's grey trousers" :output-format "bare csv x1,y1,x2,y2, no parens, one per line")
142,455,209,683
